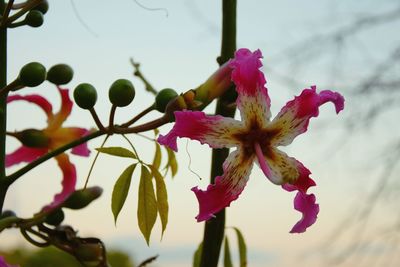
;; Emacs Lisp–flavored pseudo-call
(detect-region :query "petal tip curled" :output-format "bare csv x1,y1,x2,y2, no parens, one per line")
289,192,319,234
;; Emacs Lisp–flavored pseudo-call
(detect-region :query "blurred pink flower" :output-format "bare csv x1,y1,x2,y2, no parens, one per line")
0,256,18,267
6,87,90,211
158,48,344,233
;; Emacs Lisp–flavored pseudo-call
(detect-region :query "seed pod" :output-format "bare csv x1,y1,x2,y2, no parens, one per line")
19,62,46,87
47,64,74,85
108,79,135,107
155,88,178,112
73,83,98,109
25,10,44,28
45,209,65,226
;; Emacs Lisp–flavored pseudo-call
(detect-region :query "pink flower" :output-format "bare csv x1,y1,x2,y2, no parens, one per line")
158,48,344,233
6,87,90,211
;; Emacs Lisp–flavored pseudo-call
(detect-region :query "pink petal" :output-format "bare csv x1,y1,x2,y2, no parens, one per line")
270,86,345,147
46,87,73,131
282,160,316,193
7,94,53,120
42,154,76,211
5,146,48,167
192,148,254,221
0,256,18,267
158,111,242,151
289,191,319,233
230,48,271,126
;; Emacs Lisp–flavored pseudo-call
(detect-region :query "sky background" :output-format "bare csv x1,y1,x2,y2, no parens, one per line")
2,0,400,266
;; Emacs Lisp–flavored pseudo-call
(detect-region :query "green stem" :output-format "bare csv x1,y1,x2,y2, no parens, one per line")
199,1,237,266
0,0,8,213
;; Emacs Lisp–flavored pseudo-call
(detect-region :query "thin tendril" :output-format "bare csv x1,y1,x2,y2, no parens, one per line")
132,0,169,17
70,0,98,37
83,135,110,189
185,140,202,181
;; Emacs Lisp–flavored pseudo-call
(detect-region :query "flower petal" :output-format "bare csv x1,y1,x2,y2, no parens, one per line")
5,146,48,167
230,48,271,127
282,160,316,193
158,111,243,151
42,154,77,211
7,94,53,121
47,127,90,157
46,87,73,131
270,86,345,147
255,147,299,185
192,148,254,221
289,191,319,233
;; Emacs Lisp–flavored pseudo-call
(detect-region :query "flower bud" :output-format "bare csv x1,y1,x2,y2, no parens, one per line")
45,209,64,226
15,129,49,148
25,10,44,28
19,62,46,87
155,88,178,112
33,0,49,14
74,83,97,109
74,241,105,264
47,64,74,85
63,186,103,210
108,79,135,107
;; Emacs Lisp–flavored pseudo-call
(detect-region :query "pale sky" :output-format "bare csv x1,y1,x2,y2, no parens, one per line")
2,0,400,266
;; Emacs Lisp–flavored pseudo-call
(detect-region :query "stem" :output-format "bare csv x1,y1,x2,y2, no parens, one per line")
89,107,105,131
6,130,105,185
199,1,236,266
108,105,117,133
130,58,158,95
120,104,155,127
0,0,8,213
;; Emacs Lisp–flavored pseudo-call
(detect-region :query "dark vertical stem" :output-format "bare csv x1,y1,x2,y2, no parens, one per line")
0,0,8,213
199,1,237,266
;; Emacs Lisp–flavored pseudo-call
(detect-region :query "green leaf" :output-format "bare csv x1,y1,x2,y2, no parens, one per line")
153,142,162,170
224,236,233,267
165,147,178,177
111,164,137,225
150,166,169,237
137,165,158,245
192,242,202,267
96,146,136,158
233,227,247,267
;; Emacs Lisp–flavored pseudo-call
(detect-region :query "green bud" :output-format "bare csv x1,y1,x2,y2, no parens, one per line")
108,79,135,107
25,10,44,28
0,210,17,219
45,209,64,226
74,83,98,109
33,0,49,14
47,64,74,85
64,186,103,210
19,62,46,87
16,129,49,148
155,88,178,112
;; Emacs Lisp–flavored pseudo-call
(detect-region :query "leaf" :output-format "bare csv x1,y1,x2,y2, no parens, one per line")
224,236,233,267
111,164,137,224
96,147,136,159
150,166,169,237
152,142,162,170
233,227,247,267
165,147,178,177
137,165,158,245
192,242,203,267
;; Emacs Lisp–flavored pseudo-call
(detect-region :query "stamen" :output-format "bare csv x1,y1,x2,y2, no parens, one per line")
254,142,272,178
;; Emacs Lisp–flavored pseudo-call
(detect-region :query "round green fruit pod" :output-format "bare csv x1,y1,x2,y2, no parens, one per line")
47,64,74,85
45,209,65,226
155,88,178,112
25,10,44,28
74,83,98,109
108,79,135,107
33,0,49,14
19,62,46,87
